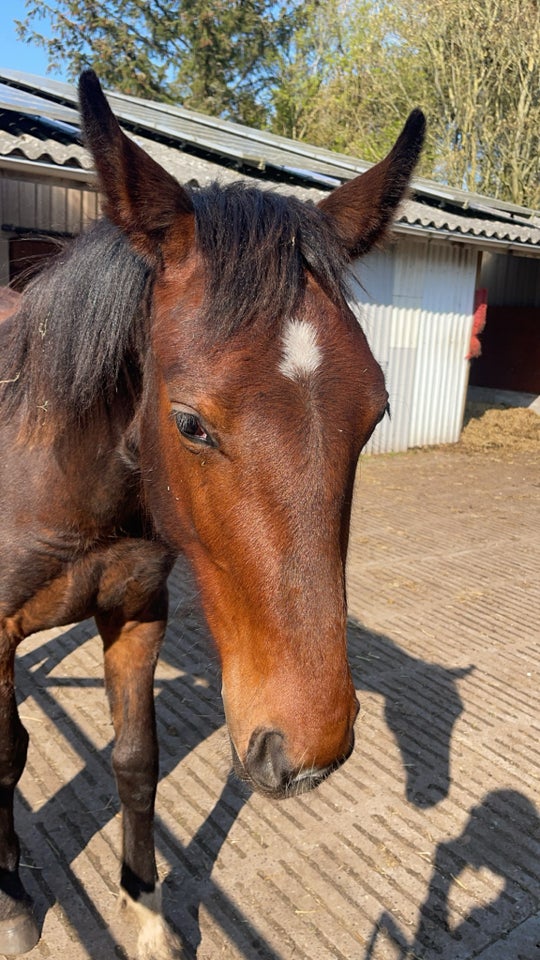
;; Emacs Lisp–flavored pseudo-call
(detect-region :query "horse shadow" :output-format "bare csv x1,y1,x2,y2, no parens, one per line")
15,559,280,959
364,788,540,958
347,616,473,808
15,576,474,958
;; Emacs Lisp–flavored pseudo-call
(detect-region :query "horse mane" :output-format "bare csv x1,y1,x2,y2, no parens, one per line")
0,182,349,433
0,219,151,434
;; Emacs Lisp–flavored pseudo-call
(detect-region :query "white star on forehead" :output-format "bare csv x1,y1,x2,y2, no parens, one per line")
279,319,322,381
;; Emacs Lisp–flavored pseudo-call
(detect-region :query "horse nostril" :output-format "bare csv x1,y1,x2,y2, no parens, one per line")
238,725,354,797
245,728,290,793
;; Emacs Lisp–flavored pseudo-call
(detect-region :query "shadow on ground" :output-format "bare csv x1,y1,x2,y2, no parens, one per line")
348,617,473,808
364,788,540,959
15,563,269,959
14,567,537,959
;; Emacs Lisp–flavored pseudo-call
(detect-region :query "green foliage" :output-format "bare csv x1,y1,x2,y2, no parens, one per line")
17,0,303,123
399,0,540,207
269,0,540,206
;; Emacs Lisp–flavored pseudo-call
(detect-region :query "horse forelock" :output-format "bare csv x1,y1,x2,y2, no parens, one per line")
189,182,349,337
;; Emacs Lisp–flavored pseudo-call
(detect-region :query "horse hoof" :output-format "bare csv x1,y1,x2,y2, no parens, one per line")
0,907,40,955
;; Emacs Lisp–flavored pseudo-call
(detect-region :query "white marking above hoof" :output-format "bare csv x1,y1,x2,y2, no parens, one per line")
120,885,184,960
137,914,183,960
279,319,322,381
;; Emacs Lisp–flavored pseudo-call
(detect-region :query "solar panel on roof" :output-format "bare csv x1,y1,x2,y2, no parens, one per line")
0,81,79,125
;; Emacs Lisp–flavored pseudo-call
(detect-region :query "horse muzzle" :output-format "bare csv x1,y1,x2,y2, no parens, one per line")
230,725,355,799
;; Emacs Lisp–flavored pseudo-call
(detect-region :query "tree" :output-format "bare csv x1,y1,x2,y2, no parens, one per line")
271,0,540,206
268,0,344,142
17,0,540,206
16,0,304,124
397,0,540,206
269,1,433,166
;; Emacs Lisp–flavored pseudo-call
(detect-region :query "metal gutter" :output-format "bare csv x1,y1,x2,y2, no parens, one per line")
0,154,94,184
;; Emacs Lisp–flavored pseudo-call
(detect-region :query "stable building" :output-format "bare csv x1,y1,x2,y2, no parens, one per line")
1,69,539,453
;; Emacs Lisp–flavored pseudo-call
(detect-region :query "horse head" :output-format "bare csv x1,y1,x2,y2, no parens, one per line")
79,71,425,798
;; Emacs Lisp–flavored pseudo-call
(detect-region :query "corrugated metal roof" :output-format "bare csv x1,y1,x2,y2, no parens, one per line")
1,68,540,252
3,69,538,220
0,128,89,168
402,198,540,249
0,126,321,204
0,71,373,181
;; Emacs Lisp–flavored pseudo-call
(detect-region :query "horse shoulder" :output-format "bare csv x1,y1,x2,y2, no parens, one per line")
0,420,173,642
1,536,173,644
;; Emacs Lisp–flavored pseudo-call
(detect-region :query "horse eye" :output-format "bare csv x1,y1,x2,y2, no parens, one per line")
175,411,211,445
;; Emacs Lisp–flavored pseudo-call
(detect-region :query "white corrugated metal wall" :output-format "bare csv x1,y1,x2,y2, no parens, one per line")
348,237,478,453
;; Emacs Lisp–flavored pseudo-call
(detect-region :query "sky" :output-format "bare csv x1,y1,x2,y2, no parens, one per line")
0,1,66,79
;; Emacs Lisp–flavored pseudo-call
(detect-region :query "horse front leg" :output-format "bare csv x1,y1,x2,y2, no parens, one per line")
96,590,182,960
0,638,40,954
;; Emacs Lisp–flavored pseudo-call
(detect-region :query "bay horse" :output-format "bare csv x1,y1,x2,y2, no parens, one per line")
0,70,424,957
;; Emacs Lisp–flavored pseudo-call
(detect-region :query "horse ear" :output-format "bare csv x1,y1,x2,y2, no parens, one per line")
78,70,194,262
318,110,426,257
